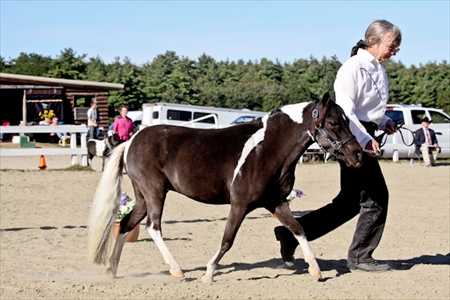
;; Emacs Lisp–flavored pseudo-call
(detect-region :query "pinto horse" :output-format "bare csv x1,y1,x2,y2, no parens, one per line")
88,93,363,282
87,133,121,171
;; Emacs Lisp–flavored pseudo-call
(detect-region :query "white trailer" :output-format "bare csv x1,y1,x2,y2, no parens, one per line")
140,102,267,129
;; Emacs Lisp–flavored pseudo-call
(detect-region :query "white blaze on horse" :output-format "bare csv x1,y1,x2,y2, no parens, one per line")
87,133,121,171
88,93,363,282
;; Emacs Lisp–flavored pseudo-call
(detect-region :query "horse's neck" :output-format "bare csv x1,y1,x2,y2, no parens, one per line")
289,128,315,163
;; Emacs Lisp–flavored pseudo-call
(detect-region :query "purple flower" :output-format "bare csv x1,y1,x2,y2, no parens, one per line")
120,192,128,206
294,189,305,198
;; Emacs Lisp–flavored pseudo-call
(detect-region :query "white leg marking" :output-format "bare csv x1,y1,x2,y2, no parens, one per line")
294,234,315,263
147,224,184,278
202,248,220,283
294,234,322,279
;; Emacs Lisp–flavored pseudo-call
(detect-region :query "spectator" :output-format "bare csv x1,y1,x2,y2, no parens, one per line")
50,117,67,141
414,116,439,167
87,102,98,139
113,105,134,142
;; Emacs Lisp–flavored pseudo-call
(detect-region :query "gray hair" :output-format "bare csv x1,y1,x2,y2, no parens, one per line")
364,19,402,46
351,19,402,57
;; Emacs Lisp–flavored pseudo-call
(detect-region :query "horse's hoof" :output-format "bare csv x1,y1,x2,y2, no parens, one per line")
201,275,213,283
170,269,185,278
308,266,323,280
105,268,116,278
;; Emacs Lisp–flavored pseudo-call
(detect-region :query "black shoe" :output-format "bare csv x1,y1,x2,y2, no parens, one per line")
274,226,297,267
347,261,391,272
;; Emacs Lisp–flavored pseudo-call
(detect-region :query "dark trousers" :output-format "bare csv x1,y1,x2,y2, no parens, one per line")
288,122,389,263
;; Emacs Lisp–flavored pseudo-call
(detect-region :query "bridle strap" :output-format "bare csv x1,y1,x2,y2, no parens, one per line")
310,101,356,159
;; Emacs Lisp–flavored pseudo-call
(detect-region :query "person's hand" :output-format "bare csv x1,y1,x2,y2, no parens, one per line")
385,119,396,135
364,139,381,157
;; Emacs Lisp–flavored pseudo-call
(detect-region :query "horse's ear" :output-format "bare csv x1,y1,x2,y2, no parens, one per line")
321,92,330,105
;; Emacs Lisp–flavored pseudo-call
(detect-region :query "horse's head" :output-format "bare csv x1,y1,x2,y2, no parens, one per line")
307,92,363,168
108,133,121,148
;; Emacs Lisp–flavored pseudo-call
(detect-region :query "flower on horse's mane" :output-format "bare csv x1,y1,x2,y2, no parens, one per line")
118,192,135,219
287,189,305,203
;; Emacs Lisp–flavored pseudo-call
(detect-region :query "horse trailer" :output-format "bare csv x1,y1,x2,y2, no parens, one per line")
140,102,267,129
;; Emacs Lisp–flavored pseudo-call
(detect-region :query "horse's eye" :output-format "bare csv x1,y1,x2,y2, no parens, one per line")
330,121,338,127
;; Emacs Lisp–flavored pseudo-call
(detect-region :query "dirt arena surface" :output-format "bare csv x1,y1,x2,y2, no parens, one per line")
1,150,449,299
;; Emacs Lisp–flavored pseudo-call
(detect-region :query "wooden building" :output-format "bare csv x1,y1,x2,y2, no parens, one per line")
0,73,123,133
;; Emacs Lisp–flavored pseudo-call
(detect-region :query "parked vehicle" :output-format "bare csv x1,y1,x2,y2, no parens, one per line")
140,102,267,129
127,111,143,127
377,104,450,159
230,115,263,125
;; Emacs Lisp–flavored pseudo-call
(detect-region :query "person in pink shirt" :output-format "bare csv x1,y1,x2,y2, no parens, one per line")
113,105,134,142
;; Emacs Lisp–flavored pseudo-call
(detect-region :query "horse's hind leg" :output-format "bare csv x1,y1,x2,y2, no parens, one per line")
107,199,147,277
143,190,184,278
146,219,184,278
274,203,322,279
106,231,126,277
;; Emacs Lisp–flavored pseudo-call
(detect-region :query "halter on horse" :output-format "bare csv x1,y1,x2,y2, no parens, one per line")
88,92,363,282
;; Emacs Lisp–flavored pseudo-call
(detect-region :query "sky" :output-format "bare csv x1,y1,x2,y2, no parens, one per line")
1,1,449,67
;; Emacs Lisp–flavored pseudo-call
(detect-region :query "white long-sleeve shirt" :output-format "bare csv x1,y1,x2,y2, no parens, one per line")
334,49,391,148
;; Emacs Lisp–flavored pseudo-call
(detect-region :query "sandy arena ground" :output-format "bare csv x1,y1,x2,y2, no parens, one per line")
0,146,449,299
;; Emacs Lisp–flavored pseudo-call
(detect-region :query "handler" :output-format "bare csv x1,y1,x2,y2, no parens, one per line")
274,19,401,272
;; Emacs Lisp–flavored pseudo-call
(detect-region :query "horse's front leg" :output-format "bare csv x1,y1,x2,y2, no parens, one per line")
273,203,322,280
201,205,247,283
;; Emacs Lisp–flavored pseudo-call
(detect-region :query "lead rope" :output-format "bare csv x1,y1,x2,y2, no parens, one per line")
375,120,415,147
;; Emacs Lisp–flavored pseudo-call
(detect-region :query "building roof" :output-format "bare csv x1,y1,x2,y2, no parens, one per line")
0,73,124,90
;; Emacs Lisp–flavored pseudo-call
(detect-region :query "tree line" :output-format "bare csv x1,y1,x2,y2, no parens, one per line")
1,48,449,114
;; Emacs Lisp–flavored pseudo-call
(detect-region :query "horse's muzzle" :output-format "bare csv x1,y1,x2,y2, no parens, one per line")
344,149,364,169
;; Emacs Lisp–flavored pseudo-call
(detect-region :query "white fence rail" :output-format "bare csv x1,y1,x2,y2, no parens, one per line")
0,125,88,166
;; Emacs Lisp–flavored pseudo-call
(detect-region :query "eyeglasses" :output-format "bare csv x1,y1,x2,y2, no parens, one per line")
381,41,400,53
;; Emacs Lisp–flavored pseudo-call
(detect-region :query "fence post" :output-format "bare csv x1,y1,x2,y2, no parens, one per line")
70,133,78,166
80,133,88,166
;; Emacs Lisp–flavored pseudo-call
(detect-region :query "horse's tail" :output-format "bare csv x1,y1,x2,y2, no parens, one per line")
87,141,129,265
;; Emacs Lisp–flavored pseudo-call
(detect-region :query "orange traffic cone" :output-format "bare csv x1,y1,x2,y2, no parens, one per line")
38,155,47,170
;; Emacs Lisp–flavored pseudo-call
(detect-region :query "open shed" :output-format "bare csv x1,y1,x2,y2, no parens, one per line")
0,73,124,132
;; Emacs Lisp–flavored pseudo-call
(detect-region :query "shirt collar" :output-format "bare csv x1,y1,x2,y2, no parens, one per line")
357,48,379,66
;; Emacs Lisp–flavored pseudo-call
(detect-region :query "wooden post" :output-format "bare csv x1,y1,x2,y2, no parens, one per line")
70,133,78,166
80,132,88,166
20,90,27,135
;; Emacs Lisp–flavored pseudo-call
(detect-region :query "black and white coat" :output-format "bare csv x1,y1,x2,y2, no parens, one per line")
87,134,121,171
